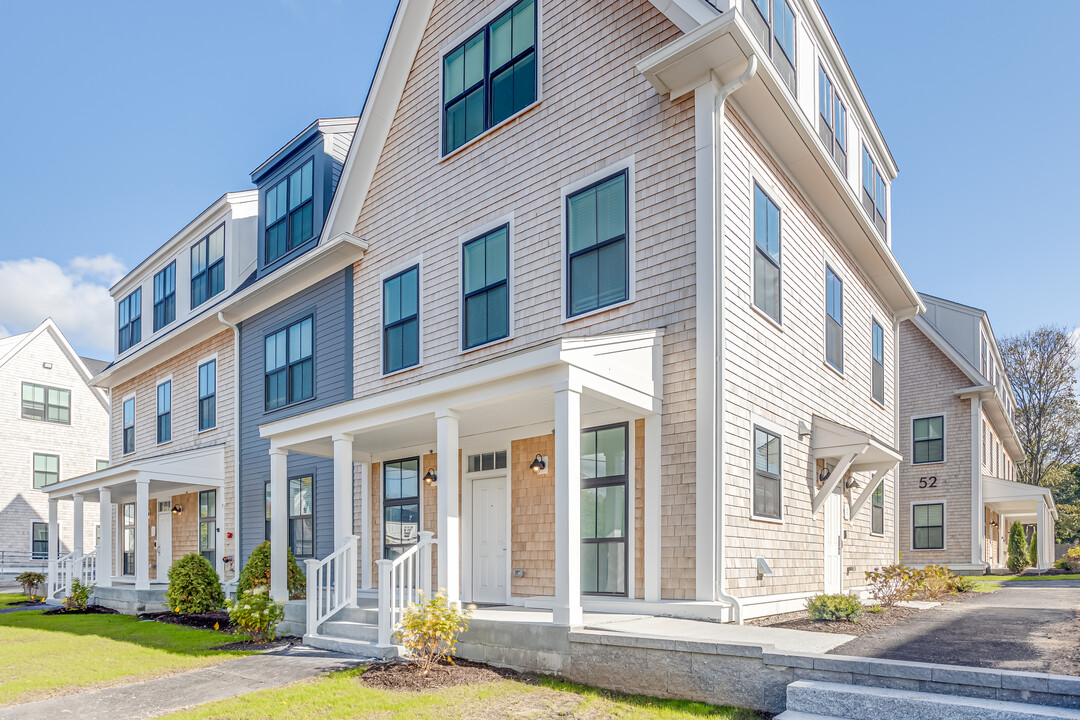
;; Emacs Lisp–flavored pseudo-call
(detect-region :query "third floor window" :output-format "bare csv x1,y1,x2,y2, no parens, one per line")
22,382,70,424
153,262,176,332
862,147,887,238
265,158,314,264
748,0,796,95
753,184,781,323
265,316,314,410
118,288,142,353
191,225,225,309
818,65,847,172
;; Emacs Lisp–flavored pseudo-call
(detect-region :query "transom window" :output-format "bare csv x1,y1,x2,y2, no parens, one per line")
753,427,782,520
157,380,171,444
871,320,885,405
467,451,507,473
199,490,217,566
861,147,887,238
153,262,176,332
383,267,420,374
825,266,843,372
383,459,420,561
913,503,944,550
818,65,847,172
118,288,142,353
747,0,796,94
871,483,884,535
567,171,629,318
265,315,314,411
265,158,315,264
289,475,314,558
442,0,537,155
580,424,628,596
913,416,944,464
753,184,781,322
463,225,509,349
122,397,136,455
21,382,70,424
33,453,60,488
198,360,216,431
191,225,225,309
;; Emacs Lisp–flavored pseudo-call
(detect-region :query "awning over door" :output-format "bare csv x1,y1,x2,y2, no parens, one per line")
810,415,901,515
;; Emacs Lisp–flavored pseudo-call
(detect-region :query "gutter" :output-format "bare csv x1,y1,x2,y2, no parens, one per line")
711,55,758,624
218,311,242,582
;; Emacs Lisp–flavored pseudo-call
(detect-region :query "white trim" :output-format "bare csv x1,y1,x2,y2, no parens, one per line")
869,314,886,408
822,256,845,375
910,412,947,465
155,376,174,445
458,213,516,354
462,444,512,605
749,413,785,525
909,499,947,552
31,449,63,490
196,353,219,433
121,393,136,456
626,418,636,600
748,174,783,327
378,258,424,378
560,156,637,323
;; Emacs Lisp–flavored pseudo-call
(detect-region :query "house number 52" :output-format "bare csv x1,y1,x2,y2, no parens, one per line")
919,476,938,489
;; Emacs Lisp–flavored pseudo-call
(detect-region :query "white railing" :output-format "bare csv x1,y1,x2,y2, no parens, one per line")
76,550,97,586
377,530,434,647
47,551,75,599
304,535,358,636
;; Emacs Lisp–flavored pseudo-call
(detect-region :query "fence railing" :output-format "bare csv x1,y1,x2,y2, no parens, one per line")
0,550,48,576
304,536,358,637
48,551,76,599
377,530,434,647
76,550,97,586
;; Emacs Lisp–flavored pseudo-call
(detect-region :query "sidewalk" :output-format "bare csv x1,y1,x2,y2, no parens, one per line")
0,645,369,720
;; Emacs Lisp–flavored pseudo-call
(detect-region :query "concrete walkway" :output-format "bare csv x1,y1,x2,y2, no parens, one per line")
586,615,854,654
0,645,368,720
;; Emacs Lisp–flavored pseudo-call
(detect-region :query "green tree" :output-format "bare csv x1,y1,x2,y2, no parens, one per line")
1007,521,1030,574
1028,528,1038,566
1052,466,1080,544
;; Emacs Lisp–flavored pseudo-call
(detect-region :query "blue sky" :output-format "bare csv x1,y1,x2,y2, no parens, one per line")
0,1,1075,359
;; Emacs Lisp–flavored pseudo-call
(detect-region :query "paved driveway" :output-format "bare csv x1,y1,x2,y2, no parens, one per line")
831,580,1080,676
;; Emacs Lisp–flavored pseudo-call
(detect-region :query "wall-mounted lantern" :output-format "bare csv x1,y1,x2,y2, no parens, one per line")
423,468,437,485
529,454,547,474
171,504,183,515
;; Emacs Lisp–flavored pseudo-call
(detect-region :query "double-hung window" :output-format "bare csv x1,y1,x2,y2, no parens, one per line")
288,476,314,558
825,266,843,372
383,459,419,560
199,490,217,565
122,397,136,455
747,0,796,94
198,360,216,431
580,424,628,596
462,225,509,349
153,262,176,332
567,171,629,317
753,427,782,520
156,380,171,444
443,0,537,154
871,483,884,535
818,65,847,172
861,147,887,238
21,382,70,424
265,316,314,410
32,522,49,560
118,289,142,353
913,415,944,464
265,159,314,264
871,320,885,405
383,267,419,374
913,503,944,550
753,184,781,322
191,225,225,308
33,453,60,488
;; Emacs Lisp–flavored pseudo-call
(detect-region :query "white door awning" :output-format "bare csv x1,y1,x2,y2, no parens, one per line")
810,415,901,515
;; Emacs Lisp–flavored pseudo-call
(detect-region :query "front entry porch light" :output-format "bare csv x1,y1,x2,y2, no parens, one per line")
171,504,183,515
423,468,437,485
529,454,546,474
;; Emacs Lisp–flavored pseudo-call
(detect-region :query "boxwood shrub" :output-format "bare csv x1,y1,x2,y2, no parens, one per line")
165,553,225,613
806,593,864,623
237,541,306,600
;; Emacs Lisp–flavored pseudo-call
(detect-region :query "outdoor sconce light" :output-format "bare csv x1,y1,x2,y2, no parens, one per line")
171,504,183,515
756,556,773,580
845,477,859,490
529,454,547,474
423,468,437,485
818,467,831,484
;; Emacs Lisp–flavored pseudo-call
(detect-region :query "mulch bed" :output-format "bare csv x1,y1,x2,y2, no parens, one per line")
140,610,235,632
211,636,302,652
6,600,43,607
43,605,118,616
361,657,526,692
748,593,970,636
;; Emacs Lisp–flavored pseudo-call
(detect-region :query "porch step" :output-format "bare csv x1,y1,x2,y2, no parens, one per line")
784,680,1080,720
329,605,380,625
774,713,836,720
302,633,398,659
320,620,379,643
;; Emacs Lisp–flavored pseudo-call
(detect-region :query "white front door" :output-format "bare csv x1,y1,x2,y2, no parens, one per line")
156,506,172,578
824,488,842,594
472,476,507,604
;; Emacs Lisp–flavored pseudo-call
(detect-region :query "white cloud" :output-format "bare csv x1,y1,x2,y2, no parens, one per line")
0,255,125,359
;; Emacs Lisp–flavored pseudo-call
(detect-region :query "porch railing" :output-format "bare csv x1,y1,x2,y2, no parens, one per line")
76,550,97,586
48,551,75,599
305,535,358,636
377,531,434,647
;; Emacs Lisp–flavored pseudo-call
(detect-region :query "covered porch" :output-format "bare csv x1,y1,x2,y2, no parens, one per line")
261,331,667,639
982,475,1058,570
39,445,227,602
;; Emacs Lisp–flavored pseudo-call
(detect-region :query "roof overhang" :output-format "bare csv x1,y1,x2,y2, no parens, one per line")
40,445,226,505
982,475,1057,521
637,9,922,320
956,385,1024,461
810,415,901,515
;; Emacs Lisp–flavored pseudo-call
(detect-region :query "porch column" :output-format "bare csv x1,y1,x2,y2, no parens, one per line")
970,398,985,566
333,434,354,551
216,488,227,580
270,448,289,602
72,494,84,558
135,475,150,590
436,410,460,605
554,384,583,626
644,413,662,602
98,488,113,587
1037,499,1048,570
47,496,59,595
359,454,373,590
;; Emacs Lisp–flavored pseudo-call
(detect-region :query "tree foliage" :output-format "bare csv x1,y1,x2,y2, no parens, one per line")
165,553,225,613
237,541,306,600
1007,521,1030,574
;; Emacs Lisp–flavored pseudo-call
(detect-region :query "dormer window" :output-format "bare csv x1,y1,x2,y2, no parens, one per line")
191,224,225,309
153,262,176,332
747,0,796,95
861,147,887,239
818,65,847,173
118,288,142,353
265,158,314,264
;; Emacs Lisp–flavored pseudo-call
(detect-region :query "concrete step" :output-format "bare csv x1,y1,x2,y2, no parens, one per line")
774,712,838,720
303,633,398,659
320,620,380,643
786,681,1080,720
329,605,380,624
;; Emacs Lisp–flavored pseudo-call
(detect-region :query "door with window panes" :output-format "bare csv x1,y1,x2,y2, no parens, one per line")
580,424,628,596
199,490,216,566
383,459,420,561
289,476,314,558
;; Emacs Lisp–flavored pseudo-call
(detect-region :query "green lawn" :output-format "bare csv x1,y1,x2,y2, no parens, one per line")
0,593,33,609
164,668,759,720
0,610,252,707
983,573,1080,583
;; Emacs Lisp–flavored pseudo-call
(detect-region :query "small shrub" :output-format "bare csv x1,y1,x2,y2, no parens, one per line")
806,593,864,623
1062,547,1080,573
867,604,885,614
865,564,921,606
1028,529,1038,567
226,586,284,643
919,565,957,600
952,574,979,593
64,578,93,611
165,553,225,614
17,571,45,598
396,590,474,673
1007,521,1030,574
237,541,306,600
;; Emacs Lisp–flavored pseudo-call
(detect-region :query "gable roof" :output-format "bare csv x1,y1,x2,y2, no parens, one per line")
0,319,111,411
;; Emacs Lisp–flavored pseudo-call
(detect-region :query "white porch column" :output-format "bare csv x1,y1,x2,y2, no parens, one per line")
216,488,226,580
72,494,85,558
644,413,662,602
970,398,985,566
1037,499,1048,570
359,454,373,590
436,410,460,605
98,488,113,587
47,496,59,594
333,434,355,551
554,384,583,626
270,448,289,602
135,475,150,590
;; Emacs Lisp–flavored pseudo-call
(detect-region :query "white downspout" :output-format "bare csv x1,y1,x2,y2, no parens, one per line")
712,55,758,624
218,311,242,583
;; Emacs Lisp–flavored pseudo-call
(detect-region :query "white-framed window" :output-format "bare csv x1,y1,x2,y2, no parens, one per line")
21,382,71,424
383,265,421,374
191,225,225,309
913,415,945,464
825,265,844,372
871,483,884,536
818,64,847,172
912,502,944,550
156,379,172,444
198,359,216,431
33,453,60,488
118,288,142,353
752,424,783,521
265,315,315,410
753,183,781,323
871,319,885,405
122,395,136,455
861,146,887,238
462,224,510,350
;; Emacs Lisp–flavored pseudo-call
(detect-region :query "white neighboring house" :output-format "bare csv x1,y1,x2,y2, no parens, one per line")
0,319,110,575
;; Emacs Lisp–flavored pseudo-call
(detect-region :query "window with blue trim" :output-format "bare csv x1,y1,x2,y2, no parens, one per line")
265,316,314,410
191,225,225,308
153,263,176,332
118,289,142,353
265,159,314,264
157,380,171,444
567,171,629,317
383,267,419,373
753,184,781,322
198,360,216,431
462,225,509,349
825,266,843,372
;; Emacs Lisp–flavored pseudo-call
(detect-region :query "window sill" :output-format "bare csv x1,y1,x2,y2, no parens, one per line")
460,334,513,356
870,531,885,538
824,360,845,379
157,439,173,447
871,396,886,409
911,461,945,467
440,100,543,163
382,364,422,379
750,303,783,331
750,514,784,526
263,395,318,416
562,297,634,325
197,426,217,435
